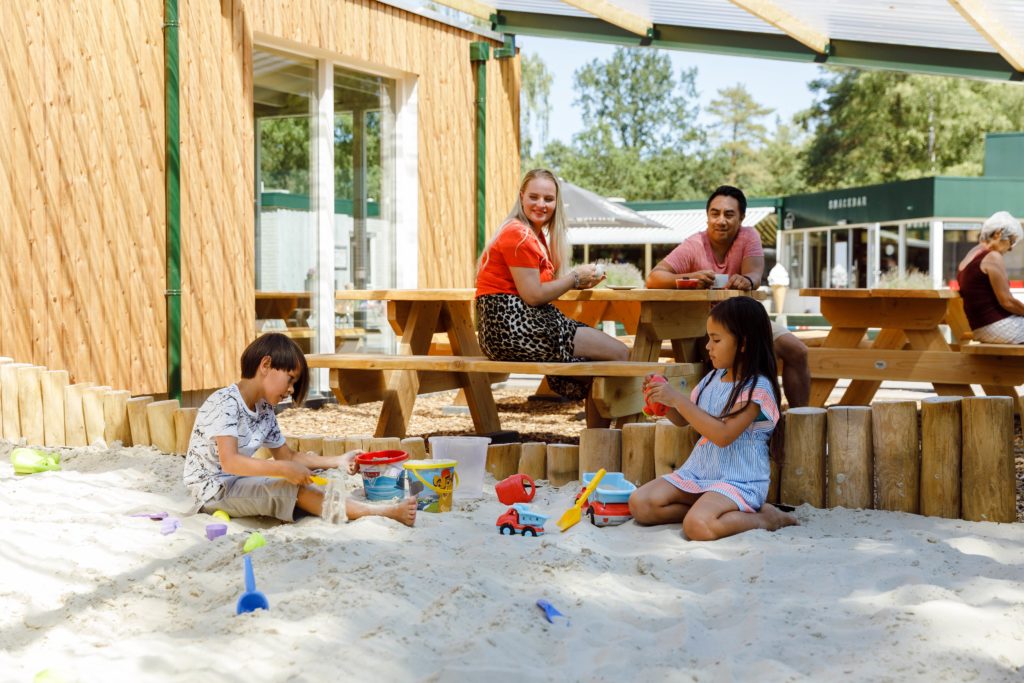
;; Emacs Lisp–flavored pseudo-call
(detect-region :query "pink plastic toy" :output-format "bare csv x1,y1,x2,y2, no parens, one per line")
642,375,668,417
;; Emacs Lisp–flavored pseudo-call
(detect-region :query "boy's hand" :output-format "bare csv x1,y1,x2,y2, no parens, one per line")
278,460,313,485
342,449,363,475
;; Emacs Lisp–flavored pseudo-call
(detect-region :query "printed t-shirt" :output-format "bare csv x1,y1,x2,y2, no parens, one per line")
476,221,555,297
662,228,763,276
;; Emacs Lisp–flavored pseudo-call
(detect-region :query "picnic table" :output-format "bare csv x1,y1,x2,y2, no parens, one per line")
306,288,756,436
801,287,1024,407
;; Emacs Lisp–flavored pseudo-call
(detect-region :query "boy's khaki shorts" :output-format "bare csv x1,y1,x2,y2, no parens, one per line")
200,476,300,522
771,319,790,341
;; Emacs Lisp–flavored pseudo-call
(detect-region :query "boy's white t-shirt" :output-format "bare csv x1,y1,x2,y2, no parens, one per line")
182,384,286,505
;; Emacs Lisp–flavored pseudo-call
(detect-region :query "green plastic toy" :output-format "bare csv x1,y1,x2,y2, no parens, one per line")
243,531,266,553
11,447,61,475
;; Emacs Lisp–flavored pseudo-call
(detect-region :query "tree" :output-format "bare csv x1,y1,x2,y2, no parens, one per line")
798,68,1024,189
520,53,553,162
706,84,773,187
573,47,700,152
749,118,808,196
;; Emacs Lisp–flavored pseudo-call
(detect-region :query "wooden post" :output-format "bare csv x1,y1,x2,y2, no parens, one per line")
298,434,324,455
826,406,873,509
871,401,920,513
174,407,199,455
82,386,112,446
17,365,45,446
64,382,95,448
146,399,180,454
920,396,962,519
323,436,347,458
767,457,781,505
285,434,300,451
400,437,427,460
546,444,579,486
253,447,274,460
621,423,656,486
487,443,521,481
126,396,154,446
368,437,402,452
102,390,132,446
519,442,547,480
1,362,29,440
780,407,827,507
579,428,621,475
41,370,69,447
345,435,372,452
961,396,1015,522
0,358,10,429
654,421,698,477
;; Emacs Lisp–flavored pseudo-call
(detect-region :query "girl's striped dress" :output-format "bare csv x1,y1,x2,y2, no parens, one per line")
663,370,779,512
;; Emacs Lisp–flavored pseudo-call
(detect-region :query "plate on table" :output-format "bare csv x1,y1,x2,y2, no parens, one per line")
606,285,638,290
675,278,702,289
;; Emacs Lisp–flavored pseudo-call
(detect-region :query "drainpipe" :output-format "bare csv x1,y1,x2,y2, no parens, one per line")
470,42,489,259
164,0,182,401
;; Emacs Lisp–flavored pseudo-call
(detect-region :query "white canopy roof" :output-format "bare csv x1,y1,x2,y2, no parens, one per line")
569,206,775,245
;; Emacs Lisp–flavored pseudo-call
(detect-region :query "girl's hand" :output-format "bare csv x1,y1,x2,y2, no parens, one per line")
645,380,686,411
572,264,605,289
279,460,313,485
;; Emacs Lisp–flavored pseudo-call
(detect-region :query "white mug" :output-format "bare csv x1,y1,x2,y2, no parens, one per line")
712,273,729,289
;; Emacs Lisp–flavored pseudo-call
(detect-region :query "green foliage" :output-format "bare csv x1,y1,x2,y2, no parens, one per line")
599,262,645,287
707,83,773,187
521,53,553,162
874,268,934,289
798,68,1024,189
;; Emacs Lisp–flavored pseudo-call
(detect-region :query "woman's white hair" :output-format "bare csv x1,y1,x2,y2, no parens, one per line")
981,211,1024,244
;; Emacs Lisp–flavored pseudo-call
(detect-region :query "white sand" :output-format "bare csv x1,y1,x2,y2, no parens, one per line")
2,441,1023,682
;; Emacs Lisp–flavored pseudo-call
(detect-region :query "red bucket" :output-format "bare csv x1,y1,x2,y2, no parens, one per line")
495,473,536,505
354,450,408,501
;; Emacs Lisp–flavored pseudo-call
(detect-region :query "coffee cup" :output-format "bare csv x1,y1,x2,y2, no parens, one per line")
712,273,729,289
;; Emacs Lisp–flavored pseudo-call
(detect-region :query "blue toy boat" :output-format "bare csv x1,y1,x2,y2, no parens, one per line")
582,471,636,504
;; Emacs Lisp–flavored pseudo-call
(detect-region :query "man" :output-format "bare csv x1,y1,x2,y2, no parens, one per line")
646,185,810,407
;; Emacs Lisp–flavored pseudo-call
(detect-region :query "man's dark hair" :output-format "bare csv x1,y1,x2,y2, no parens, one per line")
706,185,747,218
240,332,309,404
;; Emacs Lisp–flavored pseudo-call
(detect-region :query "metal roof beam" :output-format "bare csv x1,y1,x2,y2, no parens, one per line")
727,0,829,54
557,0,653,38
948,0,1024,72
493,11,1022,81
430,0,496,22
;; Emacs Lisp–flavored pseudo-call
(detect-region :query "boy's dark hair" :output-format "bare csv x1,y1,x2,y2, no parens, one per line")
240,333,309,405
706,185,747,218
695,296,783,459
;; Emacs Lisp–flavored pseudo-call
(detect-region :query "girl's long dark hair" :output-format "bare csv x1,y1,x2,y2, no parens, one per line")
695,296,784,459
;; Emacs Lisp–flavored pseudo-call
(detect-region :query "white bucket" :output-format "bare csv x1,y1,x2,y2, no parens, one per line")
428,436,491,500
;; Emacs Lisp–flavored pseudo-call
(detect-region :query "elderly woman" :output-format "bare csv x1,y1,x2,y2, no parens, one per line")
475,168,628,399
956,211,1024,343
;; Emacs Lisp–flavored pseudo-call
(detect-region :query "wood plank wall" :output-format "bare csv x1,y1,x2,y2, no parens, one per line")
0,1,167,394
0,0,519,395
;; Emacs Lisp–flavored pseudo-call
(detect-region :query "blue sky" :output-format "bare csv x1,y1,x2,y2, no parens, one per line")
517,36,826,146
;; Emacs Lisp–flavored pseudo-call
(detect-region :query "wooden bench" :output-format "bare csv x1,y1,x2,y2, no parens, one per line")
307,353,703,437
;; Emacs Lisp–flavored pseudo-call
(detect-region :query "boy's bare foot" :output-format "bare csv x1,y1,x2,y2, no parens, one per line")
760,503,799,531
346,496,418,527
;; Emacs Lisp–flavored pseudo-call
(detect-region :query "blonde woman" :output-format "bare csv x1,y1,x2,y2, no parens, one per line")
475,169,628,399
957,211,1024,343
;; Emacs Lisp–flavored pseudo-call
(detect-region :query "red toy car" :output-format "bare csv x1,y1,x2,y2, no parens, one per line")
496,503,549,536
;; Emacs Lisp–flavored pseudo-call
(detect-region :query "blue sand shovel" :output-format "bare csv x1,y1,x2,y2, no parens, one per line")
236,555,270,615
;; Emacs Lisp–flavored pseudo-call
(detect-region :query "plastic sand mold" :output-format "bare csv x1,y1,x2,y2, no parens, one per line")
10,447,61,475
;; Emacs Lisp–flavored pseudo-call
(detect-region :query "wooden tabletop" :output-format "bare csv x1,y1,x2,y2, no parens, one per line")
800,288,958,299
332,288,764,302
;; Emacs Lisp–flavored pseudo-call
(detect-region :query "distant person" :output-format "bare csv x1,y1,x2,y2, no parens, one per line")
645,185,810,407
628,297,798,540
474,169,628,400
183,333,417,526
956,211,1024,343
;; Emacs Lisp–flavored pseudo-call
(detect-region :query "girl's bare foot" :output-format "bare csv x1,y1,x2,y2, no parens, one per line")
759,503,799,531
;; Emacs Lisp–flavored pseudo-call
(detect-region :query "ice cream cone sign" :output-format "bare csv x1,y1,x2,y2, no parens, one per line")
768,264,790,315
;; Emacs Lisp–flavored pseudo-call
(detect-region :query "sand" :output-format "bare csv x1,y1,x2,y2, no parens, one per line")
2,440,1024,683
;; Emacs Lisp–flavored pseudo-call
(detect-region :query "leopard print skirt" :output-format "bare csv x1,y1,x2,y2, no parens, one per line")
475,294,591,401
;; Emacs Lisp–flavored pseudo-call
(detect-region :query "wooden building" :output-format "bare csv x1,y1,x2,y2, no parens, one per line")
0,1,520,397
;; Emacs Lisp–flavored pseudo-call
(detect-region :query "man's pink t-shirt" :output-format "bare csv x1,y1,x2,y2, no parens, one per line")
662,227,764,275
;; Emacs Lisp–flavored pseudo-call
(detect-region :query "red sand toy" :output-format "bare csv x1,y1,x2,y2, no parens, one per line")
497,503,549,536
642,375,668,417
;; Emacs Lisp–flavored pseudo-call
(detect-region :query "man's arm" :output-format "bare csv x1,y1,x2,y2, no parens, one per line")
725,254,765,291
646,260,714,289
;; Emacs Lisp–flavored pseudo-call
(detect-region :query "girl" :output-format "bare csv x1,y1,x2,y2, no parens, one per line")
474,168,628,400
182,333,417,526
628,297,797,541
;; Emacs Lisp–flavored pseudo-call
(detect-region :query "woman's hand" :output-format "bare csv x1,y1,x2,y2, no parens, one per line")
572,264,606,290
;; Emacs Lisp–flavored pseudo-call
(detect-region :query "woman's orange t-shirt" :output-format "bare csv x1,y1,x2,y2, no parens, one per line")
475,221,556,297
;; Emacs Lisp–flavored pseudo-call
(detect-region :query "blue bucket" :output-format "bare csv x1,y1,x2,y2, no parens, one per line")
355,450,408,501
